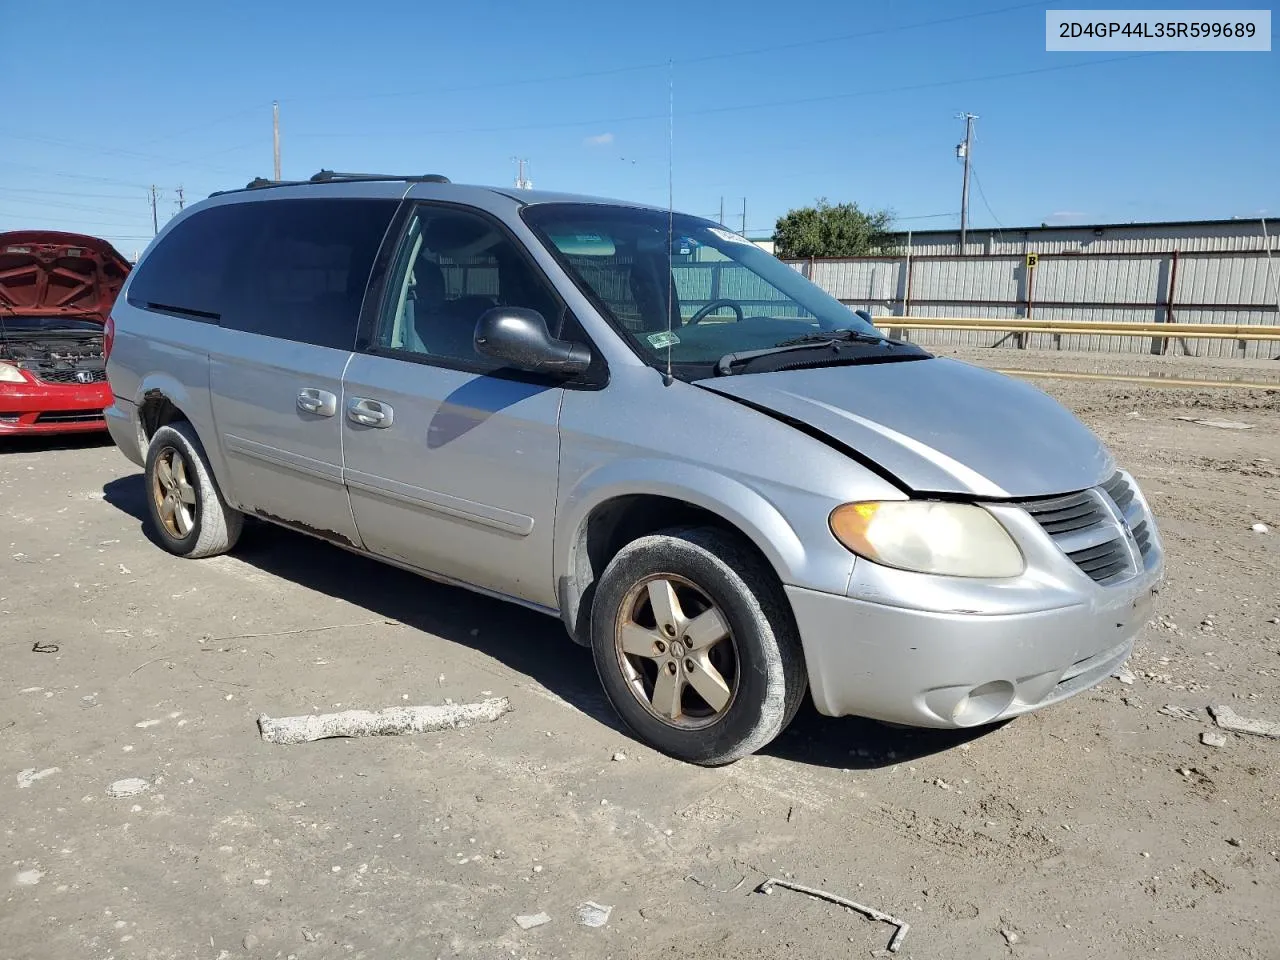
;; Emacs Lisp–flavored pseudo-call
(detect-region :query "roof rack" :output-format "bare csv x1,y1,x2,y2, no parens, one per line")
211,170,450,197
309,170,451,184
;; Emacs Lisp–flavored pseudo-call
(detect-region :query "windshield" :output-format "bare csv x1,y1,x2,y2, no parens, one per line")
523,204,884,375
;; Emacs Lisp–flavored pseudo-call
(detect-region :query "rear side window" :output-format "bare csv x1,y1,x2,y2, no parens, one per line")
127,197,398,350
126,204,241,319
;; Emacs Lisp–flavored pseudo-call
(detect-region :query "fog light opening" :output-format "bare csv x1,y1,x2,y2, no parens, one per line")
950,680,1016,727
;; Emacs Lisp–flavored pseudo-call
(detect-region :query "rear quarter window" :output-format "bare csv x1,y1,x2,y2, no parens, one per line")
126,197,398,350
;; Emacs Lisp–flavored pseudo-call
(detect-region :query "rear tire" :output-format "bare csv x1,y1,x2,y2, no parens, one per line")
144,421,243,559
589,526,807,766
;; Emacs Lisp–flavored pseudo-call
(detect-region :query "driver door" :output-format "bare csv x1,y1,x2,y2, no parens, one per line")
340,203,569,608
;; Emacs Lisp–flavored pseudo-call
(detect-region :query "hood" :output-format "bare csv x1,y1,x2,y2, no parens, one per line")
0,231,131,321
697,357,1114,498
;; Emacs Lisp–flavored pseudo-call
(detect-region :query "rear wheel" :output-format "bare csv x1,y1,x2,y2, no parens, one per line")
590,526,806,766
144,421,243,558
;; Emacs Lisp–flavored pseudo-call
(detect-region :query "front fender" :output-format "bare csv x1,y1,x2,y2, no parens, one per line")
557,458,815,590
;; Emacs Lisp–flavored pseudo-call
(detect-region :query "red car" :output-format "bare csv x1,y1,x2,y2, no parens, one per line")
0,231,131,436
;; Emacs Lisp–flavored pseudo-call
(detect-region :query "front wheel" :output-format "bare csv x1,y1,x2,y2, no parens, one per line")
589,526,807,766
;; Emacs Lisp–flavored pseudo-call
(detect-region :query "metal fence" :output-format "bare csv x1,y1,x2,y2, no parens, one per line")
782,246,1280,358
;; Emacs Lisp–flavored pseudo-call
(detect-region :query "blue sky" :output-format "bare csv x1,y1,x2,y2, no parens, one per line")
3,0,1275,256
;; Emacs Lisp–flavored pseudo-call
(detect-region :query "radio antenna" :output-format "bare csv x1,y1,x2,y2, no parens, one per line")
663,58,675,387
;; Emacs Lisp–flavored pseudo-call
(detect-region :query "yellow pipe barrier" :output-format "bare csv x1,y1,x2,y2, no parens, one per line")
872,316,1280,339
995,368,1280,391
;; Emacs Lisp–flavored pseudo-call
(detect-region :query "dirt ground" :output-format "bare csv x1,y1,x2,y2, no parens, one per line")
3,351,1279,960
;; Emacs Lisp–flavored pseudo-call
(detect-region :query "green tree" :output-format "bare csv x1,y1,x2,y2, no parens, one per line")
773,199,895,259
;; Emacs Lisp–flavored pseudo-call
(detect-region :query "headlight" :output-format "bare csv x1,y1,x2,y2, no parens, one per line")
0,362,28,384
829,500,1024,578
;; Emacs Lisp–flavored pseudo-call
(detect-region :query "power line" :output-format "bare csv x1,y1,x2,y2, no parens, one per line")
970,168,1004,230
0,195,151,217
297,53,1154,141
0,186,148,201
0,162,149,189
281,1,1050,106
0,212,150,230
4,134,248,176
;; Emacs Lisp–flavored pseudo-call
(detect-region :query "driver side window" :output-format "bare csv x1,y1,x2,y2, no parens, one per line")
378,206,562,369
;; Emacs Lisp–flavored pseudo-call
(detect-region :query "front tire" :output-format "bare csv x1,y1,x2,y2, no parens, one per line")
144,421,243,559
590,526,807,766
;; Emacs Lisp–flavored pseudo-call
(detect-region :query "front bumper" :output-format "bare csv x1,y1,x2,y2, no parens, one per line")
789,570,1158,726
790,471,1164,728
104,396,145,466
0,380,111,435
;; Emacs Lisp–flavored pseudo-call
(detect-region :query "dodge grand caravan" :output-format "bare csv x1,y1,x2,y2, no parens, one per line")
104,171,1163,765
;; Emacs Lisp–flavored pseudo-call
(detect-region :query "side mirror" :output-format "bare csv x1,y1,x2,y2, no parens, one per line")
474,307,592,376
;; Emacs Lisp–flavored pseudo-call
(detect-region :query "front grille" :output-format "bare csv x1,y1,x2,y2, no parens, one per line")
35,410,105,424
1022,489,1108,534
1102,472,1135,514
1022,471,1154,584
1131,519,1151,554
1066,537,1130,582
31,367,108,385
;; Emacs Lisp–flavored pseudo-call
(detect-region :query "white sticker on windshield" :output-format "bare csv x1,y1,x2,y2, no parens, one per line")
708,227,754,246
646,331,681,349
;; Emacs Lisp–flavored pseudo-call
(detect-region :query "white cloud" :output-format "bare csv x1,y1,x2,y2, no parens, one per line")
584,132,614,146
1046,210,1087,220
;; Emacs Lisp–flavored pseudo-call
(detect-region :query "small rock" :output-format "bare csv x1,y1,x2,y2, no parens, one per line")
513,912,551,930
16,869,44,886
1201,731,1228,747
575,901,613,928
1251,523,1269,534
533,865,543,873
1001,928,1020,945
1227,837,1243,847
107,778,149,798
242,934,259,951
1113,667,1136,685
1158,704,1200,722
1177,767,1193,778
301,929,318,943
933,778,953,790
611,752,626,762
1267,617,1279,625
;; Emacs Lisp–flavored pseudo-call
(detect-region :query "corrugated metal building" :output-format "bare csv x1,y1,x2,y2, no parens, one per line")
778,217,1280,358
879,216,1279,256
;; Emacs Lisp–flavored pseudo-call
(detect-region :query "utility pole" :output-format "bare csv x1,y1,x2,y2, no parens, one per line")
740,197,747,235
272,101,282,181
718,196,724,226
956,112,978,254
149,185,159,236
174,185,185,212
511,157,532,190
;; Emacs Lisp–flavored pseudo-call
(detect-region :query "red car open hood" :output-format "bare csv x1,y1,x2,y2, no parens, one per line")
0,231,131,322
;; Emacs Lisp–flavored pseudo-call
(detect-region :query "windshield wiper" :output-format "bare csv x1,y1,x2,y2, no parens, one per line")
715,328,890,376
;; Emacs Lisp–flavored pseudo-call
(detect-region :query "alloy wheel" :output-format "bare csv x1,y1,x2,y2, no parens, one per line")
151,446,197,539
613,574,739,729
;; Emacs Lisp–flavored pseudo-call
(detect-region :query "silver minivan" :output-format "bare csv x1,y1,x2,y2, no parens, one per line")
104,172,1163,764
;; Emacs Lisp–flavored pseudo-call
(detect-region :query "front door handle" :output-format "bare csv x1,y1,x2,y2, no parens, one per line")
347,397,394,428
297,388,338,417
